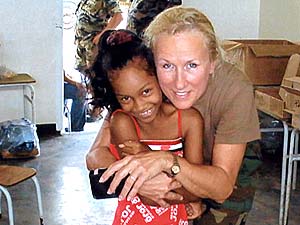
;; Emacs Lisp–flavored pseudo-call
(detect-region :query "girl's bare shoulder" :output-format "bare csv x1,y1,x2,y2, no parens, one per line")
110,110,135,130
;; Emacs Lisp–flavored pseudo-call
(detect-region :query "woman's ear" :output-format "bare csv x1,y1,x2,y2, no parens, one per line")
209,60,216,74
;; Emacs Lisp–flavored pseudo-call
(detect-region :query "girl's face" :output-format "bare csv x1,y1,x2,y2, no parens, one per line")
110,58,163,124
152,31,215,109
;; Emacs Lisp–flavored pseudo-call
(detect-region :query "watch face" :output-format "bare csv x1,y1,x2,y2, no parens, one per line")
172,165,180,175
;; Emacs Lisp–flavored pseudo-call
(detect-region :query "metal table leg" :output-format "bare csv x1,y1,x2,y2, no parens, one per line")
283,128,299,225
279,121,289,225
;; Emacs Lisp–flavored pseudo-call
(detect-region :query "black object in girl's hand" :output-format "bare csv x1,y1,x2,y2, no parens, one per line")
89,168,128,199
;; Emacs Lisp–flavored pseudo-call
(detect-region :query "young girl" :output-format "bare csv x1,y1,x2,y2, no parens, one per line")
91,29,203,225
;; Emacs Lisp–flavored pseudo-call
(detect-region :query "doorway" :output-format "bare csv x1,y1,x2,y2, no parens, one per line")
62,0,129,133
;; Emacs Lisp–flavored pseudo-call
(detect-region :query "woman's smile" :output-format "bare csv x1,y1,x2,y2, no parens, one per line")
153,32,215,109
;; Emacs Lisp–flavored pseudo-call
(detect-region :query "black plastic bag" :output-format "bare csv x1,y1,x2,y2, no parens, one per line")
0,118,40,158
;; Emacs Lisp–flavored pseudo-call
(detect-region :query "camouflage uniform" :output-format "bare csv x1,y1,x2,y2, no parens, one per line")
74,0,122,75
194,141,262,225
126,0,182,38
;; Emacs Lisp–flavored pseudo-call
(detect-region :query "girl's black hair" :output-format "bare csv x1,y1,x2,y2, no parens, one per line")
91,29,156,112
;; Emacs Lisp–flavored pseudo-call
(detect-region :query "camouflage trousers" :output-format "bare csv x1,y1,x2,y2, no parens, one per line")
193,208,248,225
194,141,262,225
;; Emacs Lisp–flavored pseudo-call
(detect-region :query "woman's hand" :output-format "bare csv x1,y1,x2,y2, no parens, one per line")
99,151,172,201
138,172,183,207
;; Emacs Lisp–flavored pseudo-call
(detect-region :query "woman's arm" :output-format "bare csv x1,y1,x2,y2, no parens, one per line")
114,108,204,206
110,111,173,205
86,119,116,170
175,143,246,202
85,111,179,206
100,142,246,204
166,108,204,203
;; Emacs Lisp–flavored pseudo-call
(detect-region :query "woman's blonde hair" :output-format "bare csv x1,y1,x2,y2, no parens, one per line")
144,6,220,62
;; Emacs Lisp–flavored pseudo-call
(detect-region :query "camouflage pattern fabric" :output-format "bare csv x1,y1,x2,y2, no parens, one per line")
74,0,122,74
194,208,248,225
126,0,182,38
194,141,262,225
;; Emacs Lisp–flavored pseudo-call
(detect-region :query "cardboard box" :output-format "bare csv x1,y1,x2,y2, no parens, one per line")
280,53,300,89
254,86,288,119
255,86,290,119
281,77,300,91
283,109,300,128
279,54,300,112
222,39,300,85
279,87,300,113
292,114,300,128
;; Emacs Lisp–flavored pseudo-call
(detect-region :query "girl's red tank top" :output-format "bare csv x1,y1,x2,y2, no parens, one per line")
109,109,188,225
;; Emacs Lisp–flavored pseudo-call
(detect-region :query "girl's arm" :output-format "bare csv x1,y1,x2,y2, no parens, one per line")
85,110,144,170
86,119,116,170
110,111,151,157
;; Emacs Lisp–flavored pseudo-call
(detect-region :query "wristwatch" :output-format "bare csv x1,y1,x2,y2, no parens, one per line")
170,154,181,177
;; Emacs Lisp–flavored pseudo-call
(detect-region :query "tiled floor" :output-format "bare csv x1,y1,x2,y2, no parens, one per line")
1,119,300,225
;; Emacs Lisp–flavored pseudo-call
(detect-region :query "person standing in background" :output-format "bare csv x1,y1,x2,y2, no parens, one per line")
126,0,182,38
64,70,87,132
74,0,123,77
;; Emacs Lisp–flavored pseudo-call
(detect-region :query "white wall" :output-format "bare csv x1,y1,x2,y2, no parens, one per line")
183,0,300,42
259,0,300,42
1,1,299,129
182,0,260,40
0,0,63,128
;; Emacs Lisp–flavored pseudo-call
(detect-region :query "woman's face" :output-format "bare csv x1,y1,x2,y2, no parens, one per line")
152,31,215,109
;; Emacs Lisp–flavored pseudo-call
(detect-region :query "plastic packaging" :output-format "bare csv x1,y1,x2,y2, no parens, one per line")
0,118,40,158
0,65,17,80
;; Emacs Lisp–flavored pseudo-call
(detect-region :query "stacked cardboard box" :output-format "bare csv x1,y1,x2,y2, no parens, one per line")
222,40,300,121
278,54,300,127
255,86,289,119
222,39,300,86
254,54,300,123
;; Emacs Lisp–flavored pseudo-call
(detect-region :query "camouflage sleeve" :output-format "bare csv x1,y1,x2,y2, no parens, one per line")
104,0,122,14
